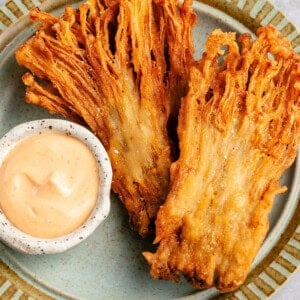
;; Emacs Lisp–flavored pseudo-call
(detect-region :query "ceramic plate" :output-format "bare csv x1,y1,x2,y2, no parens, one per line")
0,0,299,299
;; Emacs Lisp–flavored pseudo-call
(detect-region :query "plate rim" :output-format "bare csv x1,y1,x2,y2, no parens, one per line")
0,0,299,299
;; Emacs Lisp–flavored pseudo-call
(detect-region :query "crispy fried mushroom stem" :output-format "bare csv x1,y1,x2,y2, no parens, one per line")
15,0,195,236
144,26,300,291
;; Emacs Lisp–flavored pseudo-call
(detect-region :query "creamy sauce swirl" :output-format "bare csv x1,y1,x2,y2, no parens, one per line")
0,132,99,238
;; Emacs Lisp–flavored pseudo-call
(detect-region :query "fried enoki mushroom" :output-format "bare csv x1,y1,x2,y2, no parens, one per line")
15,0,195,237
144,26,300,291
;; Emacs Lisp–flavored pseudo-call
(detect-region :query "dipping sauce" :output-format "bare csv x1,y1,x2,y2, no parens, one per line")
0,132,100,238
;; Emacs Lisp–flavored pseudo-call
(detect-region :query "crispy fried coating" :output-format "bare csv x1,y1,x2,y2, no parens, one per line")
160,0,195,124
144,26,300,291
15,0,195,236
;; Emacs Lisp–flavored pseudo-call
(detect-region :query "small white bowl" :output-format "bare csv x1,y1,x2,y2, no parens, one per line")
0,119,112,254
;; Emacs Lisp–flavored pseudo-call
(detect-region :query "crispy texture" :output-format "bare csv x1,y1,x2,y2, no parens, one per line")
15,0,195,236
144,26,300,291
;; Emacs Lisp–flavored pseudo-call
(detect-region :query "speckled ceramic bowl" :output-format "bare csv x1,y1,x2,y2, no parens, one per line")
0,119,112,254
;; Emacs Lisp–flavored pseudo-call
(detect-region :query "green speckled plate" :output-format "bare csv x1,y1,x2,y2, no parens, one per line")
0,0,299,299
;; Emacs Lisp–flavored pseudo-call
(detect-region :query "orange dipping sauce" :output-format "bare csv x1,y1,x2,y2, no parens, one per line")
0,133,100,238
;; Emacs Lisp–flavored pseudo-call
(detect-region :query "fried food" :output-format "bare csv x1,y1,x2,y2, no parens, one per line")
160,0,195,155
15,0,195,236
144,26,300,291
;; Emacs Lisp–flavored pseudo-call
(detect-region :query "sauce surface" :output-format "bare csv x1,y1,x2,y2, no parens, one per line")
0,132,99,238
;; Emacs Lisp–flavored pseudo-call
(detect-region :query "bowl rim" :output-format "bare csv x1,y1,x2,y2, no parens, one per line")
0,118,112,254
